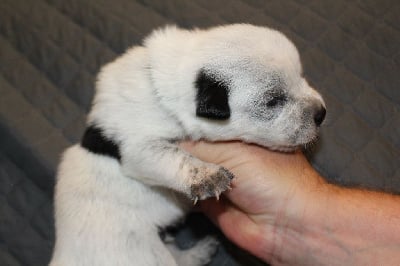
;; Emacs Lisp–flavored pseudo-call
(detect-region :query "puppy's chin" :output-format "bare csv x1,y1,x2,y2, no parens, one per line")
266,136,319,153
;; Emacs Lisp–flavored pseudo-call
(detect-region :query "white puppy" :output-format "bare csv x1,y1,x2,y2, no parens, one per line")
50,24,325,266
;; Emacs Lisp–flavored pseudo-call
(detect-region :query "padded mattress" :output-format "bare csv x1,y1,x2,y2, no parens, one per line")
0,0,399,265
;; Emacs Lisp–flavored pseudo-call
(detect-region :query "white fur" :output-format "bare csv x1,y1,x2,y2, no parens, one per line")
50,24,325,266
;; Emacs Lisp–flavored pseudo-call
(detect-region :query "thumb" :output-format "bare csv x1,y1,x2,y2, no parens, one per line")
199,198,265,258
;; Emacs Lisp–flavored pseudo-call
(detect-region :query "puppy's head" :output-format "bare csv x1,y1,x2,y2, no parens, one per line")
145,24,325,151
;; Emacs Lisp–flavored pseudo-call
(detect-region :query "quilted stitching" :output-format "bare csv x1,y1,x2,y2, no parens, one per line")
0,153,54,266
0,1,399,265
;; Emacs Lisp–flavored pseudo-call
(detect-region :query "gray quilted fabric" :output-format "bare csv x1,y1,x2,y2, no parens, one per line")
0,0,399,265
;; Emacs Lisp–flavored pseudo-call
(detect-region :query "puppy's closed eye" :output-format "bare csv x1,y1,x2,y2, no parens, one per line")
266,93,287,108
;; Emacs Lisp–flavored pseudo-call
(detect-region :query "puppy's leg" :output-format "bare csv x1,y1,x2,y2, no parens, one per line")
165,236,219,266
121,140,234,202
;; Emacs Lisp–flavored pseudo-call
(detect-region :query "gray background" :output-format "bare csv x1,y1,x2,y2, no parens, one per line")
0,0,399,265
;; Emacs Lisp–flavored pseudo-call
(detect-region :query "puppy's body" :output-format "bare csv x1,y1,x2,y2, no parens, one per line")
52,146,184,266
50,24,325,266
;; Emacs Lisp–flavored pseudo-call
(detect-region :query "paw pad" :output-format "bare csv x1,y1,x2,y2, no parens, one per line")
190,167,234,203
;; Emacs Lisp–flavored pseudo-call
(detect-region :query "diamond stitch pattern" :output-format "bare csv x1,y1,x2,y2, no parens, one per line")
0,1,399,265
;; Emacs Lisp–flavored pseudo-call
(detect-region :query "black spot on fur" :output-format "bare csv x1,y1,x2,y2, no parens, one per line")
81,125,121,161
195,70,230,120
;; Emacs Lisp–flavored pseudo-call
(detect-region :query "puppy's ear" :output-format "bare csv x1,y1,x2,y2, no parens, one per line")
195,70,230,120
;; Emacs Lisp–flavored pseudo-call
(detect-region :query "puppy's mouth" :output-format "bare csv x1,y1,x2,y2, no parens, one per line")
267,145,301,153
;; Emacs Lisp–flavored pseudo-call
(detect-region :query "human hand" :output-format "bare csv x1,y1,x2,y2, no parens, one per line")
181,141,327,263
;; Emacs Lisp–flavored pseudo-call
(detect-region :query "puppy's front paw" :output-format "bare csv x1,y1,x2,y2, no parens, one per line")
190,166,234,204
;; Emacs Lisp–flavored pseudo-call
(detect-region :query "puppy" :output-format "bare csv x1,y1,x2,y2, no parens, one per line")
50,24,325,266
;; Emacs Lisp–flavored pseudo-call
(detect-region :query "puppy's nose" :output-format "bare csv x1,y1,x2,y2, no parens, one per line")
314,105,326,127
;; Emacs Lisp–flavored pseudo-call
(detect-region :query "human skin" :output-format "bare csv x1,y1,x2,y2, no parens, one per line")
181,141,400,265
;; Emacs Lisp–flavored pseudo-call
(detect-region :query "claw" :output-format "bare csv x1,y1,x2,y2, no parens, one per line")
193,197,198,205
215,191,220,201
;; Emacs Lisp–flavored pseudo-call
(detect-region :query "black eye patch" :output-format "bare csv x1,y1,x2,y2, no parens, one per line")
195,69,230,120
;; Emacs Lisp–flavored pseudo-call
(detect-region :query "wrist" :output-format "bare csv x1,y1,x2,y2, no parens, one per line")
265,169,338,265
267,175,400,266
